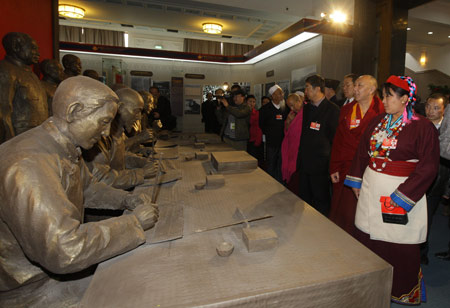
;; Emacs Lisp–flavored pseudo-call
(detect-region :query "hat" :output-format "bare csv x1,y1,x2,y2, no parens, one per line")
386,75,409,92
269,84,282,96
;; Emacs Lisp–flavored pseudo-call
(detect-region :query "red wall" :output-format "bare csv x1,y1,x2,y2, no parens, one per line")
0,0,54,60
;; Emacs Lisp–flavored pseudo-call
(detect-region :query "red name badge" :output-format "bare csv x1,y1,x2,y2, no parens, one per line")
381,138,397,149
310,122,320,130
350,119,360,128
276,114,283,120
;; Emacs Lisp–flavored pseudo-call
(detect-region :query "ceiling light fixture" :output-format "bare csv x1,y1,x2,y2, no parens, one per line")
155,45,163,49
58,4,85,19
428,31,433,35
202,23,222,34
329,11,347,23
407,27,411,31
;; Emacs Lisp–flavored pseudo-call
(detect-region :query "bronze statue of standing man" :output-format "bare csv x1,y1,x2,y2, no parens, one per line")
0,32,48,143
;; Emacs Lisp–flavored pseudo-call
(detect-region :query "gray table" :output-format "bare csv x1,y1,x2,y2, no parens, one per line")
80,146,392,308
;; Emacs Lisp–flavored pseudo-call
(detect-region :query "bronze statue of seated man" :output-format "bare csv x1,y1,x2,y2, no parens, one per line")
0,76,158,307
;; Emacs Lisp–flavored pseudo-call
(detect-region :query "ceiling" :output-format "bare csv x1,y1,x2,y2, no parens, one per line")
58,0,450,47
408,0,450,46
58,0,354,45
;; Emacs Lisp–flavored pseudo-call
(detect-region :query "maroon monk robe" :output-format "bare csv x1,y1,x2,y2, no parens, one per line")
329,96,384,234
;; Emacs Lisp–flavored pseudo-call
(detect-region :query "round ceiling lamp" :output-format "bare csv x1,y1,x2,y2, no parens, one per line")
202,23,222,34
59,4,85,19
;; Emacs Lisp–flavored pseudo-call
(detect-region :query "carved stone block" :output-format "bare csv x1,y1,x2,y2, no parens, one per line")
195,151,208,160
211,151,257,172
206,174,225,187
242,226,278,252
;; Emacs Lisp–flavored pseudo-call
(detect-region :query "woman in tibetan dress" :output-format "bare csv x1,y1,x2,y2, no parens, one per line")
344,75,440,305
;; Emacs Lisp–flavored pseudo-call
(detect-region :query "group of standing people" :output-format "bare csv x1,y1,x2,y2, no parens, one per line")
201,73,449,305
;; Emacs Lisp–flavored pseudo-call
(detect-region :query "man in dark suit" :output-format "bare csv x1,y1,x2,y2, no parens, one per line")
324,78,340,105
297,75,340,215
259,84,289,183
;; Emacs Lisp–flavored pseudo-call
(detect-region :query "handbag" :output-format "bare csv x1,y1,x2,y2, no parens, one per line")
380,196,408,225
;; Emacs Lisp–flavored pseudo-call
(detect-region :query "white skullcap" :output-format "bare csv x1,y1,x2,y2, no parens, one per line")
269,84,282,96
295,91,305,97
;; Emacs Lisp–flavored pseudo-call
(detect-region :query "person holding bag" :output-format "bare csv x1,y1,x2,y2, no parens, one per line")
344,75,440,305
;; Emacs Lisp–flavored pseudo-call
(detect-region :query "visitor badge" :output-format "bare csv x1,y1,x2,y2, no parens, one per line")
350,119,360,128
310,122,320,131
381,138,397,149
276,114,283,120
230,122,235,130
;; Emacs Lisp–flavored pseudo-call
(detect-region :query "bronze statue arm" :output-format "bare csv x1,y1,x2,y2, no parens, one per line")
1,157,145,275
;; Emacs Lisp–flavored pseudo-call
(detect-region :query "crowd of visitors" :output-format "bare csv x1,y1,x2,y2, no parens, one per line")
202,73,450,305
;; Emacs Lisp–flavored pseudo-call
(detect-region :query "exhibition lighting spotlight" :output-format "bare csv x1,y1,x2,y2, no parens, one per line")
203,23,222,34
329,11,347,23
420,53,427,66
246,32,319,64
59,4,85,19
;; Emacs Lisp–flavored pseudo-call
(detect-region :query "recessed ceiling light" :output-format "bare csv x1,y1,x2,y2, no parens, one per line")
154,45,163,49
448,35,450,38
428,31,433,35
407,27,411,31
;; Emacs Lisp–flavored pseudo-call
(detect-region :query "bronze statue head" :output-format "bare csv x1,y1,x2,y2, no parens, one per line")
138,90,154,114
40,59,64,83
2,32,40,65
53,76,119,149
110,83,128,92
116,88,144,133
62,54,82,76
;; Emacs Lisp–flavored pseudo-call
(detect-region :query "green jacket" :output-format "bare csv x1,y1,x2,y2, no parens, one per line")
216,103,251,141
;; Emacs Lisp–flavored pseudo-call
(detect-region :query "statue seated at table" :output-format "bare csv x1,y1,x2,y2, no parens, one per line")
83,87,158,190
0,76,158,305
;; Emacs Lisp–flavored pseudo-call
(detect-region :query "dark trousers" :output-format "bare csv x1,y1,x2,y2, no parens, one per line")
298,172,331,216
266,146,282,183
247,141,264,167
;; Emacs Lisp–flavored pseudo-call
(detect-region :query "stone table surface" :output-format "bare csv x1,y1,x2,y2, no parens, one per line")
80,143,392,308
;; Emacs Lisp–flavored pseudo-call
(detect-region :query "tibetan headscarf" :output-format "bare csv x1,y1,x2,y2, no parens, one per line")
386,75,417,123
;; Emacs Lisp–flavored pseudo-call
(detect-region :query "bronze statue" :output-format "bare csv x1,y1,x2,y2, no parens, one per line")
139,90,155,130
40,59,64,115
0,76,158,302
62,54,82,79
83,69,100,80
0,32,48,143
83,87,157,189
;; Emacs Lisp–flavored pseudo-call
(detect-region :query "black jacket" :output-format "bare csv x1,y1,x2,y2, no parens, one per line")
259,103,289,148
297,98,340,174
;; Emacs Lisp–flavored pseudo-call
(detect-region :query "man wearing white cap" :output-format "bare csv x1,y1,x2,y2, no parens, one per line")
259,84,289,182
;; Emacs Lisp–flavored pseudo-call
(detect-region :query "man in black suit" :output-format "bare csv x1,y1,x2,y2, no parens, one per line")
324,78,340,105
297,75,340,215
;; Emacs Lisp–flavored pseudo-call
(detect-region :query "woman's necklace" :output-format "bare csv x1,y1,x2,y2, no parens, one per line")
369,114,405,171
